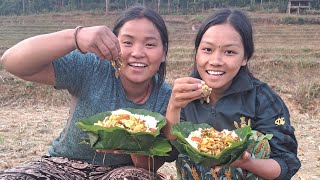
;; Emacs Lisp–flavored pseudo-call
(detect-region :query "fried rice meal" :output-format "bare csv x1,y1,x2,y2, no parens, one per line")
186,127,240,156
94,109,157,133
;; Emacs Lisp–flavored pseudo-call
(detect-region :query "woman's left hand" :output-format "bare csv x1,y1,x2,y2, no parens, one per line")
131,154,150,168
96,150,162,171
213,151,251,172
131,154,163,171
229,151,251,167
96,150,146,166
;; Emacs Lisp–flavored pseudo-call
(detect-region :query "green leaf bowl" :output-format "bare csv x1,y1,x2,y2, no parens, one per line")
171,121,253,166
75,108,172,156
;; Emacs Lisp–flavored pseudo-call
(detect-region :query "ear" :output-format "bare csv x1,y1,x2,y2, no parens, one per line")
161,55,166,62
241,58,247,66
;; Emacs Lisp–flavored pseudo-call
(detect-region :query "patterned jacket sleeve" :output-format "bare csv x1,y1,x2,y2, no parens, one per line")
254,84,301,180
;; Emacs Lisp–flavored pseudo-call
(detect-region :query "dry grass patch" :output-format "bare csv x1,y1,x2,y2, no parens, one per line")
250,59,320,112
0,106,68,169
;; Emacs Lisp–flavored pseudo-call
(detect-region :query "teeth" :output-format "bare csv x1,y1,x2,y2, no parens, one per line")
130,63,146,67
207,71,224,75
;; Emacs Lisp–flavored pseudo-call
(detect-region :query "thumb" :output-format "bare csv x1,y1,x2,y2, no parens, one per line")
241,151,251,160
213,165,221,172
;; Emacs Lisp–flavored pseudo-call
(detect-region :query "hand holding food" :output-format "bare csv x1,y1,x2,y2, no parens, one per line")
170,77,204,109
75,26,121,61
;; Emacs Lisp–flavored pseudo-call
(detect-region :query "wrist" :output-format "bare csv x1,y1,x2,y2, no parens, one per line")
239,155,253,170
166,102,181,116
73,26,86,54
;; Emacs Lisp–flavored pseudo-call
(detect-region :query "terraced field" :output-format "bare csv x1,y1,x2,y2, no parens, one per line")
1,11,320,179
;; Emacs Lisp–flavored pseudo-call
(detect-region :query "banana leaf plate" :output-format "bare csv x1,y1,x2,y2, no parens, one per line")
171,121,253,166
75,108,172,156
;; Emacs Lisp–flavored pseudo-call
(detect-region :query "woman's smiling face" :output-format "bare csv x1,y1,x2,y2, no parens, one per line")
196,23,247,94
117,17,164,84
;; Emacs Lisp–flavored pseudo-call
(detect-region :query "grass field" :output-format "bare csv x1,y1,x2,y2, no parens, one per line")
0,11,320,179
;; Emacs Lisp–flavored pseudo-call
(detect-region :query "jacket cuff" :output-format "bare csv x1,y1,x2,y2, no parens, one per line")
273,157,289,180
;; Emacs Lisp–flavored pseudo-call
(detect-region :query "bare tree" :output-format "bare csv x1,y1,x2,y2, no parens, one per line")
22,0,25,14
80,0,83,9
56,0,64,9
177,0,180,11
106,0,110,14
158,0,161,13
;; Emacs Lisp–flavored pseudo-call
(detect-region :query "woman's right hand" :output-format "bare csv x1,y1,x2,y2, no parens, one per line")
76,26,121,61
164,77,203,140
169,77,204,109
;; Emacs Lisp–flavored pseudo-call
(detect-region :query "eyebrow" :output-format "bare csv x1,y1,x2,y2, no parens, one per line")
201,40,241,48
121,34,159,41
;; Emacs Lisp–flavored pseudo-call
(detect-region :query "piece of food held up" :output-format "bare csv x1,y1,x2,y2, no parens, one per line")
111,54,123,78
200,83,212,104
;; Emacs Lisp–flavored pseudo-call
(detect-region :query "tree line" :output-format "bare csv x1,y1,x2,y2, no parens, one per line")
0,0,320,16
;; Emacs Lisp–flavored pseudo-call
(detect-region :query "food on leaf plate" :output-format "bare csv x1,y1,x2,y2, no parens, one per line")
171,121,253,166
94,109,157,133
186,128,241,156
76,108,172,156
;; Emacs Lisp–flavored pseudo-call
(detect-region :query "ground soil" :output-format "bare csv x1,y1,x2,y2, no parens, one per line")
0,81,319,180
